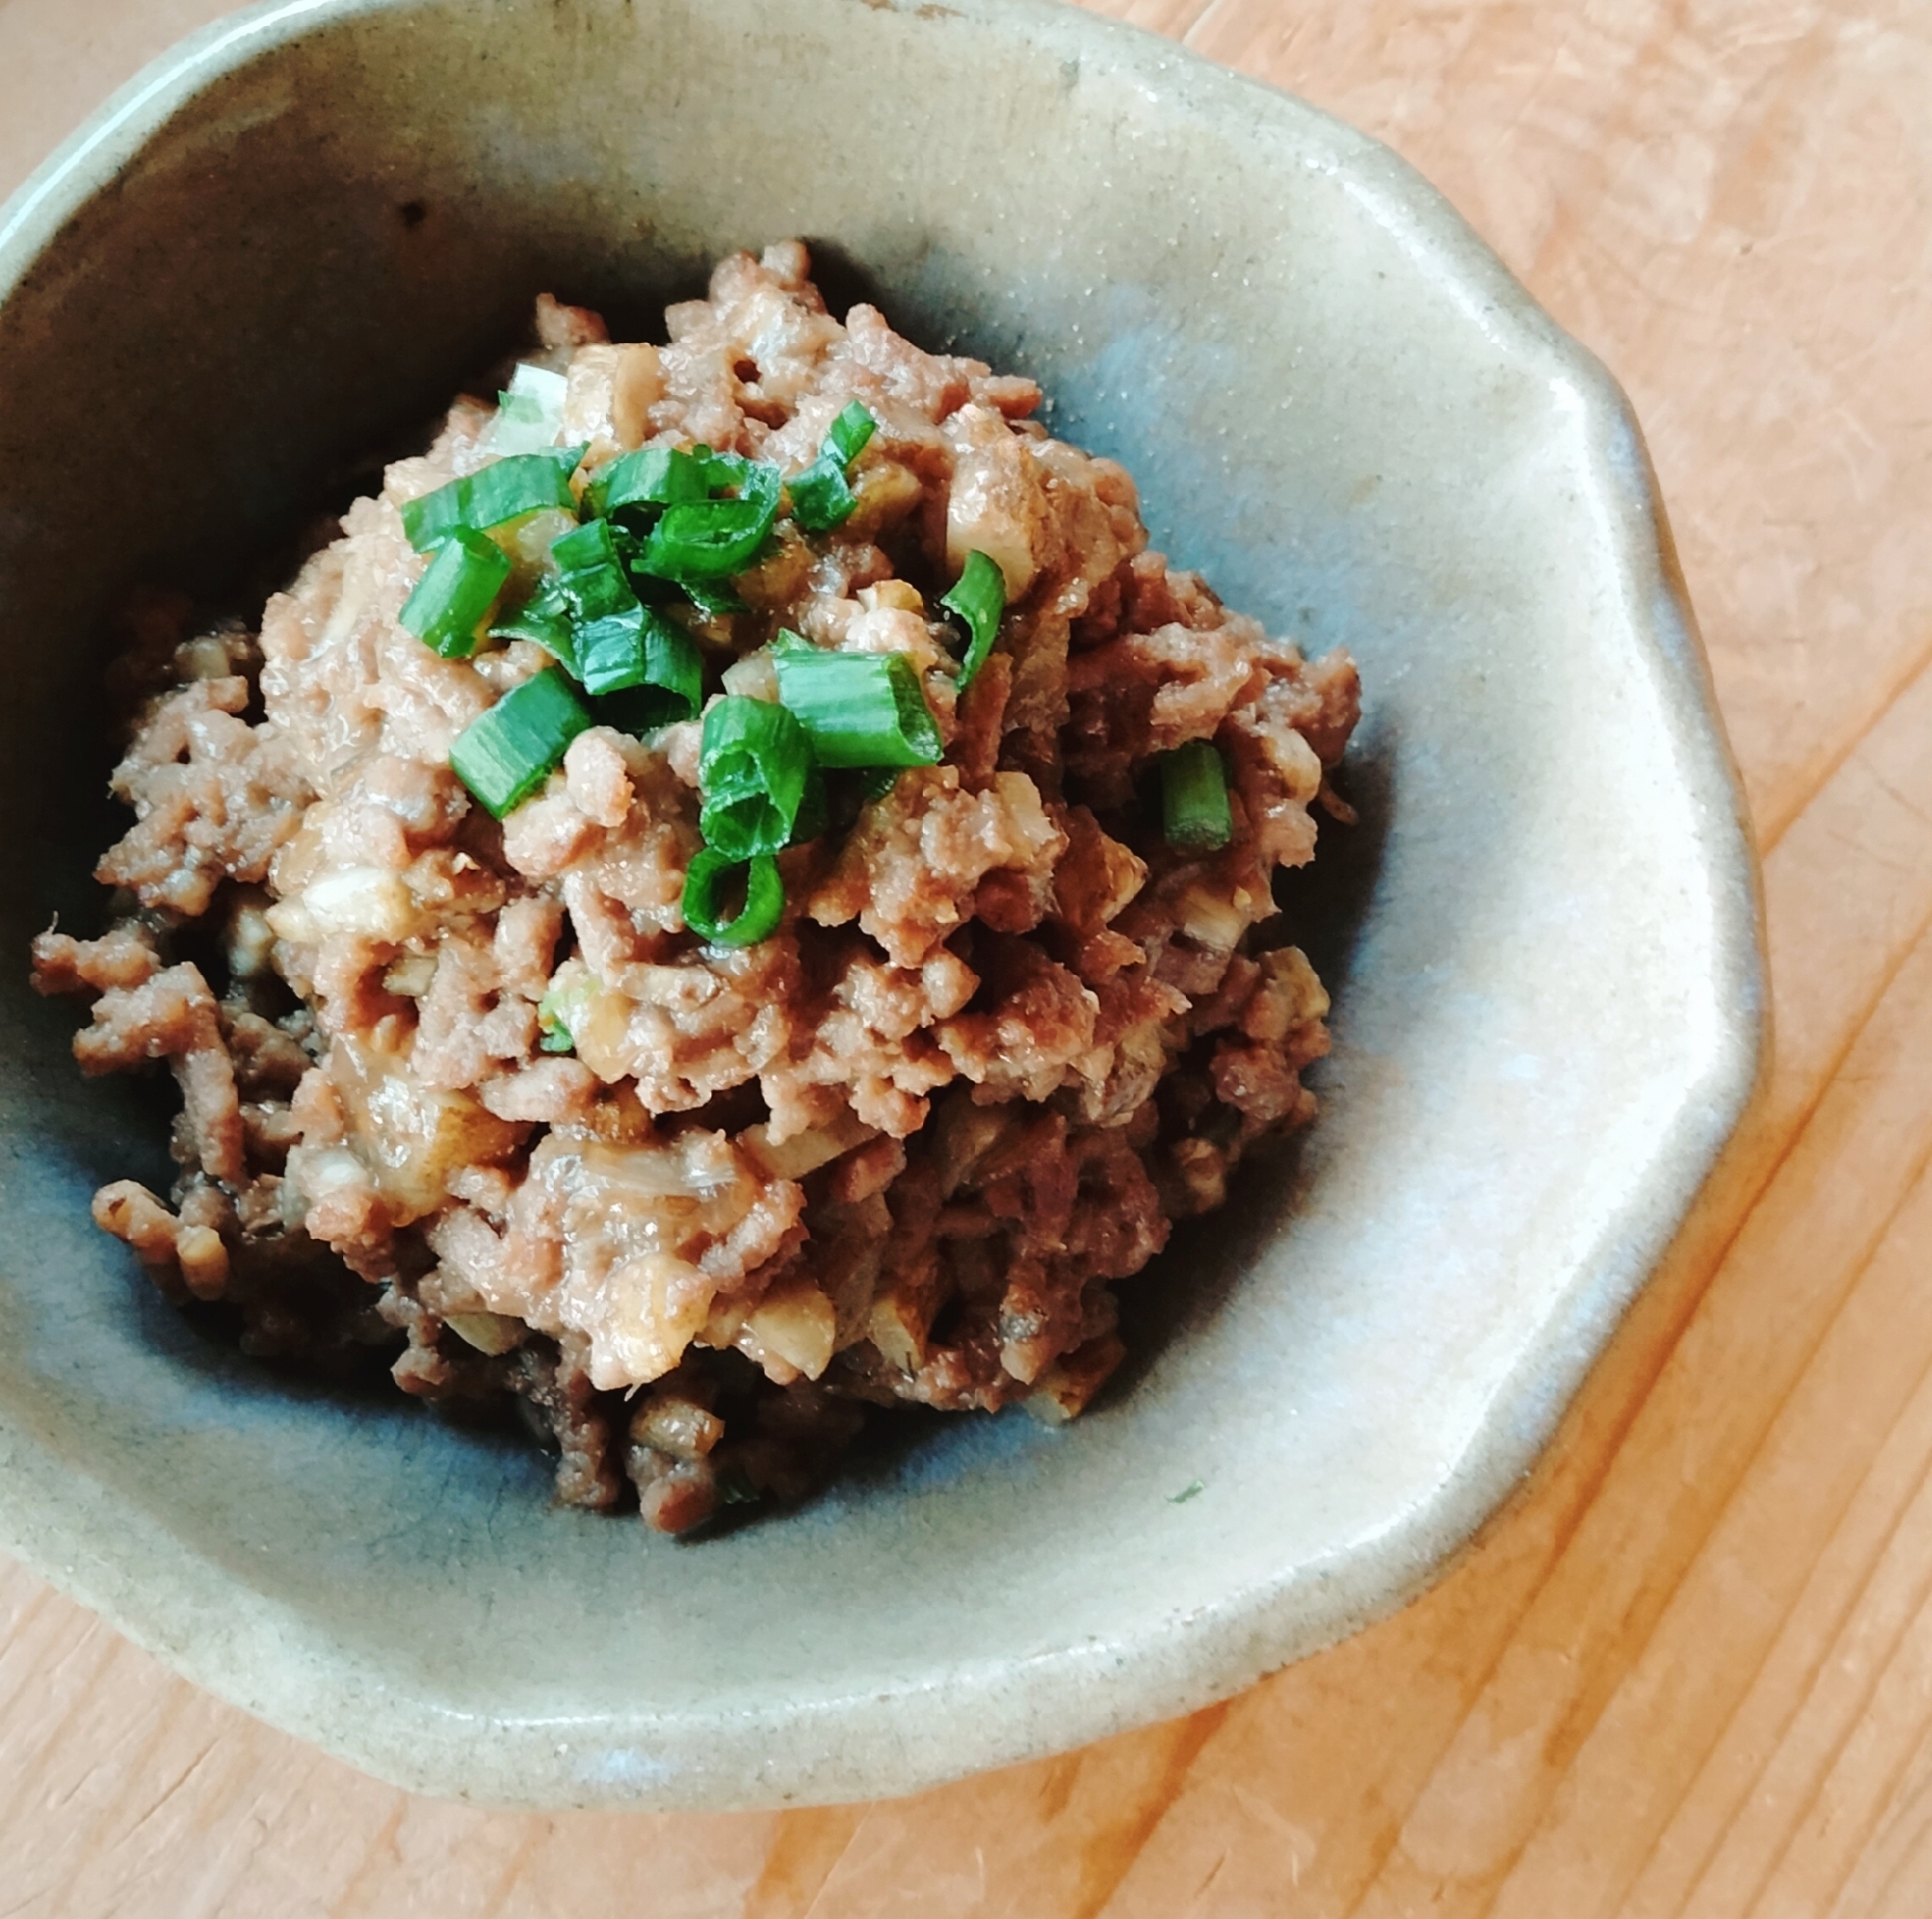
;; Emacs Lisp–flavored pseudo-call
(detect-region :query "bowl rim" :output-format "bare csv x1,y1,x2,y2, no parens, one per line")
0,0,1767,1811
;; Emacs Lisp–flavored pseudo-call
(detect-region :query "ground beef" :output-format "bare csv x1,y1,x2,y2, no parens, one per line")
33,242,1360,1532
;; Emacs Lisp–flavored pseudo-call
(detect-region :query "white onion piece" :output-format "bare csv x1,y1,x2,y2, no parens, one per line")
266,866,416,942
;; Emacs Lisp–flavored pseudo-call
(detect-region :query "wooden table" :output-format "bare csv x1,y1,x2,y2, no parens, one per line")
5,0,1929,1911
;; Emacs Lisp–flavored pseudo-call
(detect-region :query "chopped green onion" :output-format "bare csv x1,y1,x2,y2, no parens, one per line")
635,615,704,719
862,765,902,803
691,445,751,493
789,401,879,534
487,363,569,455
791,770,828,845
536,972,593,1053
940,550,1006,690
600,683,695,735
508,362,567,408
542,521,706,705
401,450,583,552
588,445,709,519
547,519,646,693
449,668,592,818
490,524,706,716
571,609,649,696
637,461,782,582
549,513,622,571
770,634,941,768
398,530,510,659
679,579,748,618
788,469,855,534
713,1463,763,1506
698,696,813,860
1160,740,1233,849
575,604,705,703
682,848,785,947
824,400,878,467
549,517,635,616
489,579,576,667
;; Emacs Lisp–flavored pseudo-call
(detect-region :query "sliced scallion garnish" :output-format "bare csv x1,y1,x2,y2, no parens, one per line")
636,614,704,720
398,530,511,659
448,668,592,818
787,472,853,534
770,633,941,768
791,769,829,845
788,401,879,534
1160,739,1233,849
589,445,708,520
572,609,651,696
549,516,634,614
940,549,1006,690
536,971,593,1053
824,400,878,467
600,682,695,735
679,579,748,618
489,578,576,668
682,848,785,947
697,695,813,860
487,363,569,455
637,461,782,582
507,362,567,408
401,450,583,552
691,445,750,493
547,518,646,693
568,606,698,706
543,520,706,705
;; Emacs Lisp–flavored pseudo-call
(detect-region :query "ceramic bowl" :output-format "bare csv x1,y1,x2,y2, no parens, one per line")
0,0,1763,1810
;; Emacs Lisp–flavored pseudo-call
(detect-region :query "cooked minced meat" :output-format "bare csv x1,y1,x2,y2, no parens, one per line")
33,242,1360,1532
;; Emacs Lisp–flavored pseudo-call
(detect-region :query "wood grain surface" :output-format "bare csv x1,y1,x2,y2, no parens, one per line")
4,0,1929,1912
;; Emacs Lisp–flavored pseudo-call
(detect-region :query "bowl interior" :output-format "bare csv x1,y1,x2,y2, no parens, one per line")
0,0,1759,1808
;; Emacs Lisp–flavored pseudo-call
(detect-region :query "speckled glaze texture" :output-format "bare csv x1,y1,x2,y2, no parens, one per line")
0,0,1763,1811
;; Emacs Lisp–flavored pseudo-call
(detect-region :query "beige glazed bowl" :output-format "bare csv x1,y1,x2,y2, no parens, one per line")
0,0,1763,1810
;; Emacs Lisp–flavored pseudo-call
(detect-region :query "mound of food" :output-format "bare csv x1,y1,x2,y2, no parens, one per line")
33,242,1359,1532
